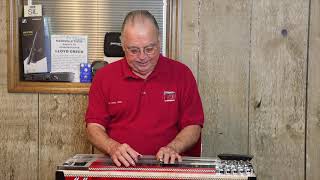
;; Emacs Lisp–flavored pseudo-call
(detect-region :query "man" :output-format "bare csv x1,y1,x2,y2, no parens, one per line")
85,10,204,167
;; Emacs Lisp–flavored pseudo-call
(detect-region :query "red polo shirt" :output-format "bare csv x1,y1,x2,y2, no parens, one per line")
86,55,204,156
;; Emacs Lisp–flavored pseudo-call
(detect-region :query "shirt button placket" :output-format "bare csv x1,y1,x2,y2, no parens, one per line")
141,80,147,96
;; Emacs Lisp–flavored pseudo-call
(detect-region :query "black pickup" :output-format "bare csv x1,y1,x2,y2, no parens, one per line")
218,153,253,161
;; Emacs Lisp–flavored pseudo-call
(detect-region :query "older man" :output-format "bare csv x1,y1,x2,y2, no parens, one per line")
85,10,204,167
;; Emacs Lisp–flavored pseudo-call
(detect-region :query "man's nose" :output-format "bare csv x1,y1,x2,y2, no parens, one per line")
138,48,147,59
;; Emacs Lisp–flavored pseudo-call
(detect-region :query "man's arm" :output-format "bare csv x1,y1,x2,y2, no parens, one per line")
86,123,141,167
156,125,201,163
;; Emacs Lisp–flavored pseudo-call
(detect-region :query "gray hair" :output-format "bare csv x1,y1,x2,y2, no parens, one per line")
121,10,160,36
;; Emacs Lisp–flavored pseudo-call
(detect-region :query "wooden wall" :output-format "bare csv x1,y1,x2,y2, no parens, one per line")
180,0,318,180
1,0,320,180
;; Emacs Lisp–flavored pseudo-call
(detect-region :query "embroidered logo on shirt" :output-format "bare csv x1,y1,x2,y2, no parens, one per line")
108,101,123,105
163,91,176,102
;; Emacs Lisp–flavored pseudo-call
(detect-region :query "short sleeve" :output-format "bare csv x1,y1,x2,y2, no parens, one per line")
85,72,110,128
179,67,204,129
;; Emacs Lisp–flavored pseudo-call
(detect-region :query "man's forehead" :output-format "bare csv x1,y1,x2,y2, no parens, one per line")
123,23,158,41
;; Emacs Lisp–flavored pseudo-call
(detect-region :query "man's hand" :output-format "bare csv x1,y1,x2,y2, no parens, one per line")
156,125,202,164
156,146,182,164
86,123,141,167
108,142,142,167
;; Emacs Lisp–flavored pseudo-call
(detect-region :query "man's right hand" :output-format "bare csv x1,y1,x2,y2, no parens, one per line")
108,142,142,167
86,123,141,167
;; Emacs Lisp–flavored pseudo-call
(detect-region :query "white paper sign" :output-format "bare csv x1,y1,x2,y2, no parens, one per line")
24,5,42,17
51,35,88,82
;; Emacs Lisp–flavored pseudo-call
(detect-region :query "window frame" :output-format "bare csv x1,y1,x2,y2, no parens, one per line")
7,0,181,94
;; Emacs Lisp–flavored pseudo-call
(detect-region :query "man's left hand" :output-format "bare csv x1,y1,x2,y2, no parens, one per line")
156,146,182,164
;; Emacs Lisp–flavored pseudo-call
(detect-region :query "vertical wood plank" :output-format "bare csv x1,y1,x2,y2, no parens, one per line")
198,0,251,157
0,0,7,85
1,1,39,179
307,0,320,179
180,0,200,80
39,94,92,180
0,85,38,180
250,0,308,179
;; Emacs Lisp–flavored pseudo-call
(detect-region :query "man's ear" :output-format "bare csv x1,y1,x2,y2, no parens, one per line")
120,35,124,49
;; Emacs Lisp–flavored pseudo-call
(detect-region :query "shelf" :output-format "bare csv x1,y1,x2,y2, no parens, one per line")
8,81,90,94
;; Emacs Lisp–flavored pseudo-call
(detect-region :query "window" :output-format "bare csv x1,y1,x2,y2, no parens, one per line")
8,0,181,94
31,0,167,59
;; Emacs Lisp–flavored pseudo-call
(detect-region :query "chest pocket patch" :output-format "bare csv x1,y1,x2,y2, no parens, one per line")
163,91,176,102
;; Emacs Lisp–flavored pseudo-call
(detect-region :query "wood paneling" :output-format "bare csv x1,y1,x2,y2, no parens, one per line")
250,0,308,179
307,0,320,179
38,94,92,180
180,0,200,80
198,0,251,157
0,85,38,180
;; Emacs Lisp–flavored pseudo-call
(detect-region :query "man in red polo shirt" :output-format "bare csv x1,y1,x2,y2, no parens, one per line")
85,10,204,167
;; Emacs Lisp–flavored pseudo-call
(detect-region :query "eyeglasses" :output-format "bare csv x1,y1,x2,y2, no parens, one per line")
125,44,158,56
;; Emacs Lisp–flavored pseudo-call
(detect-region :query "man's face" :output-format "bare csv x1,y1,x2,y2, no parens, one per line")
122,20,160,78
